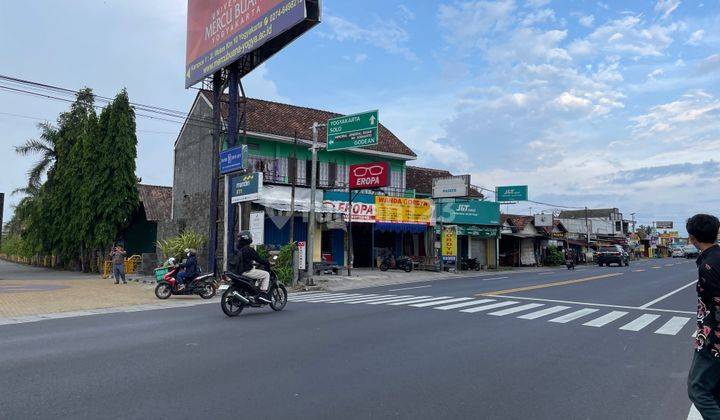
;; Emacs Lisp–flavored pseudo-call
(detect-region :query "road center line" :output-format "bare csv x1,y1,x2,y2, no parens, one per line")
638,279,697,309
480,273,623,296
480,294,695,315
482,276,509,281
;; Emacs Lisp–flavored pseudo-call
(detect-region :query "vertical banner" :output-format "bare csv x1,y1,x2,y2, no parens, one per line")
442,225,458,263
249,211,265,246
297,241,307,270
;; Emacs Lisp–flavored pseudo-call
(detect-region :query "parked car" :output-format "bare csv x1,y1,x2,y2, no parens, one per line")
684,245,700,259
671,248,685,258
597,245,630,267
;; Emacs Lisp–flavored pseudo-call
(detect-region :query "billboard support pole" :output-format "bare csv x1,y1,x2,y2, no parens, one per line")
347,188,353,276
306,122,324,285
208,71,222,275
226,63,239,261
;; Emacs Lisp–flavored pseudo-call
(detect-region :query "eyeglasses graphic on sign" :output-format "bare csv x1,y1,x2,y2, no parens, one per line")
353,165,385,177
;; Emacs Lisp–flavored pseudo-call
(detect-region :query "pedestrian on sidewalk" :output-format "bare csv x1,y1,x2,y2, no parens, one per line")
686,213,720,418
110,245,127,285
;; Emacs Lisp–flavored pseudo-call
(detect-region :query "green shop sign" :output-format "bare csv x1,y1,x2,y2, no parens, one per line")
496,185,528,202
436,200,500,225
327,110,379,151
434,224,499,238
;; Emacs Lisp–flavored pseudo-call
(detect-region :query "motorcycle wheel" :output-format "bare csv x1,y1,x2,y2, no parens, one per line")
199,283,216,299
155,283,172,300
379,263,389,271
474,264,480,271
220,287,244,317
269,284,288,312
403,264,412,273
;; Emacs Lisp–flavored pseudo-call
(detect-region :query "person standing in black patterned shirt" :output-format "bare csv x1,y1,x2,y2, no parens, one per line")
687,214,720,419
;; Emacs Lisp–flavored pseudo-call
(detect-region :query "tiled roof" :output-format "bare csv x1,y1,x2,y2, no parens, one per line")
137,184,172,222
502,214,534,231
198,90,416,158
406,166,483,197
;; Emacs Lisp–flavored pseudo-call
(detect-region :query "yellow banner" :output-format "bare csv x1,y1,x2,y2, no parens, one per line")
374,196,434,224
442,225,457,257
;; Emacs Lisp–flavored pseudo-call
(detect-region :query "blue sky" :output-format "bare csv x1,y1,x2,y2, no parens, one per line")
1,0,719,233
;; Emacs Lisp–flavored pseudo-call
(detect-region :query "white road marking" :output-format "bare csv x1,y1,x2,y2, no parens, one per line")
632,269,646,272
460,301,518,313
366,295,430,305
484,294,694,315
387,296,452,306
323,294,381,303
548,308,599,323
517,306,570,320
288,293,342,301
583,311,628,327
410,297,474,307
304,294,366,302
619,314,661,331
291,293,358,302
655,316,691,335
388,285,432,292
488,303,544,316
345,295,408,304
536,271,555,275
482,276,510,281
638,280,697,309
433,299,496,310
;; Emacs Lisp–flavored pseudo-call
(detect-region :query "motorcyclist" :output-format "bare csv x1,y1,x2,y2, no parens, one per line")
231,231,271,304
176,248,198,291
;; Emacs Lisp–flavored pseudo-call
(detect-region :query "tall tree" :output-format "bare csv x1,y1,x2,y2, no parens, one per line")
14,122,59,193
94,89,139,251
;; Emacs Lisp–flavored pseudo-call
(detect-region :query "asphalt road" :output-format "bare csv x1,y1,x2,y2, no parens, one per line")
0,258,699,419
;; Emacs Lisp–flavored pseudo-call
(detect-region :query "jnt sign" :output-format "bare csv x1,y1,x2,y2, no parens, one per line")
349,162,389,190
230,172,263,203
496,185,528,202
327,110,379,151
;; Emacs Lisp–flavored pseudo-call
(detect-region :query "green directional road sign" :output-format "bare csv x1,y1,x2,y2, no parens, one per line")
327,110,379,151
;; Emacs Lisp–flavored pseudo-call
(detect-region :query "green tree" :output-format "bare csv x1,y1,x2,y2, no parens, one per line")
14,122,59,193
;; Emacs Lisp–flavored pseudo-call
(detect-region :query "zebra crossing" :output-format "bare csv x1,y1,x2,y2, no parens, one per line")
288,292,693,337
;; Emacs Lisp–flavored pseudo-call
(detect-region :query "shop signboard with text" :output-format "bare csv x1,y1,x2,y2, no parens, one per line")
496,185,528,202
185,0,319,87
322,191,376,223
349,162,389,190
375,196,435,225
441,225,458,263
436,200,500,226
219,145,245,174
432,175,470,199
230,172,263,203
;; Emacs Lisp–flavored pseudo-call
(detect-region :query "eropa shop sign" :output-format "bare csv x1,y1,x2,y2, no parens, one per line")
349,162,389,190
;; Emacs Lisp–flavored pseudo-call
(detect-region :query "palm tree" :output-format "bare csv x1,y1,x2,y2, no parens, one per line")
14,122,58,193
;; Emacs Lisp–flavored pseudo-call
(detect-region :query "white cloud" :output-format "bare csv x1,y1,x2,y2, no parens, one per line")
438,0,517,48
632,90,720,136
647,68,665,79
698,54,720,74
608,33,624,42
568,16,679,59
525,0,550,7
487,28,571,63
521,8,555,26
322,15,419,62
554,91,592,109
579,14,595,28
654,0,682,20
397,4,415,22
687,29,704,45
242,64,289,103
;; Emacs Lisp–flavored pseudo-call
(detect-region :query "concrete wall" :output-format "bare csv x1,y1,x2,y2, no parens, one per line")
167,96,215,269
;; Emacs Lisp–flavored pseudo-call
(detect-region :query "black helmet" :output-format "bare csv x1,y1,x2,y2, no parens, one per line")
237,230,253,248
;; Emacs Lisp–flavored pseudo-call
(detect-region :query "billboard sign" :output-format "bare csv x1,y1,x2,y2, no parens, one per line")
349,162,389,189
374,196,434,225
185,0,319,88
230,172,263,203
656,221,674,229
327,110,379,151
534,213,553,227
496,185,528,202
432,175,470,199
219,145,245,174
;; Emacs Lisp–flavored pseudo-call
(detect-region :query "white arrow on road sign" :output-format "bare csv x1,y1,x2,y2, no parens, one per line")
369,115,376,125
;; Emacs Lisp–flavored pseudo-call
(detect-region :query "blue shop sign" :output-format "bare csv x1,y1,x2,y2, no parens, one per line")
220,146,244,174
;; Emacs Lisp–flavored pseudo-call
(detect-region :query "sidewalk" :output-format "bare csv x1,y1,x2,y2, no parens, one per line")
310,266,557,292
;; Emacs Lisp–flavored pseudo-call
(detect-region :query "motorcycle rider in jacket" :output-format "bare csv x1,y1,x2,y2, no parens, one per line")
230,231,272,304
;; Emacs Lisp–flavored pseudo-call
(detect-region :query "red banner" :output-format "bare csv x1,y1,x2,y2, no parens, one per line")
349,162,389,190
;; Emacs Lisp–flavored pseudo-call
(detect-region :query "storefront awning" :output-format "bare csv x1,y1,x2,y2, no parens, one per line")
502,232,543,239
374,222,428,233
254,185,342,213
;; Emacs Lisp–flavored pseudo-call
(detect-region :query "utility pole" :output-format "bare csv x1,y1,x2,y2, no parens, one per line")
584,206,590,253
289,132,297,244
306,122,325,285
208,71,222,275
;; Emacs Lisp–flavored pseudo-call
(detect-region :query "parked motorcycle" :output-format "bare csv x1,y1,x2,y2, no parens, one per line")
155,266,217,299
565,258,575,270
379,255,413,272
220,261,288,317
460,257,481,271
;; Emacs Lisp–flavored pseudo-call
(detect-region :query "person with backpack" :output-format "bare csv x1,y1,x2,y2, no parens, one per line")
231,231,271,303
176,248,198,291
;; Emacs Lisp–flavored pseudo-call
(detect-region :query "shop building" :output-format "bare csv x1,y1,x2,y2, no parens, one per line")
499,214,545,267
168,91,417,269
435,199,500,269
